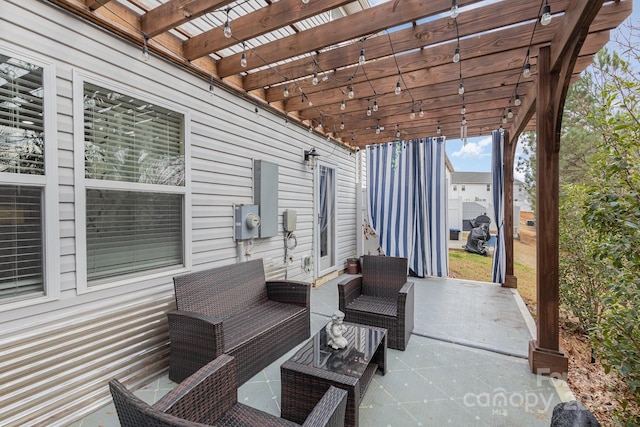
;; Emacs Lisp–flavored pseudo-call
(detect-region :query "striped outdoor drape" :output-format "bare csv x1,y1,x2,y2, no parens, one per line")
491,130,506,283
366,138,448,277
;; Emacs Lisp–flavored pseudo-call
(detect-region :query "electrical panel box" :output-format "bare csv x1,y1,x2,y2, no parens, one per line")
234,204,260,240
284,209,297,232
254,160,279,238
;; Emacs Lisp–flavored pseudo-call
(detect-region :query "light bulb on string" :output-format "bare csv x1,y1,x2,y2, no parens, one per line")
340,120,345,130
359,48,366,66
462,116,467,125
223,10,232,38
367,104,372,117
458,81,465,95
240,43,247,68
341,99,346,111
141,33,150,61
395,81,401,95
437,123,441,135
502,114,507,124
410,105,416,120
373,99,378,112
312,72,318,86
461,104,466,115
450,0,459,18
453,46,460,63
523,62,531,78
284,85,289,98
396,125,401,138
375,124,381,135
419,105,424,118
348,84,355,99
540,2,552,26
302,0,309,4
514,93,521,106
508,108,513,118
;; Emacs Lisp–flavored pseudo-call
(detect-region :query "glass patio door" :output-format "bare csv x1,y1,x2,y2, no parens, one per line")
316,162,337,276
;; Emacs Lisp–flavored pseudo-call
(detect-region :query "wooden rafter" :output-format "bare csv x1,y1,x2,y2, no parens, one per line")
46,0,632,147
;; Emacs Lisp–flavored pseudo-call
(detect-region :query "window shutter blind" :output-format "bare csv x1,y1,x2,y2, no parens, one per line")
0,54,44,175
86,190,183,281
0,185,44,298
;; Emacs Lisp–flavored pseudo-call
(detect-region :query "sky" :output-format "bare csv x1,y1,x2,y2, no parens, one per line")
368,0,639,180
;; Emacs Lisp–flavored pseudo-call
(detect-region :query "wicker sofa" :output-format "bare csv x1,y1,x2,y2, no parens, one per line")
338,255,414,351
110,354,348,427
167,258,311,384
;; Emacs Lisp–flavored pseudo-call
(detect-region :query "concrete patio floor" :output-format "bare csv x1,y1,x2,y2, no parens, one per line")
69,275,572,426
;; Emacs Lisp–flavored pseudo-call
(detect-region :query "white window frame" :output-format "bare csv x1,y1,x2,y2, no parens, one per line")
72,71,191,294
0,43,59,311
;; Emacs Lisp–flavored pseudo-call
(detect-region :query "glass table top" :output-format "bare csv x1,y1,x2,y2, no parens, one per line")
287,322,385,378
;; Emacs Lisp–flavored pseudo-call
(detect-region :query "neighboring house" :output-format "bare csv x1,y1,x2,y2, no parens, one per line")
448,171,531,232
0,2,360,424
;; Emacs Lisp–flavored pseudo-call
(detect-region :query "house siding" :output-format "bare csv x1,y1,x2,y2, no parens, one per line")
0,1,357,425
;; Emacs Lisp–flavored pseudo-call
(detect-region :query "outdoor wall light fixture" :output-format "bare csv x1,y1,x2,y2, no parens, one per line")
304,148,320,169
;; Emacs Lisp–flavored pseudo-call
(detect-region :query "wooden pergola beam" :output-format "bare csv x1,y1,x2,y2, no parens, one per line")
216,0,484,77
183,0,355,61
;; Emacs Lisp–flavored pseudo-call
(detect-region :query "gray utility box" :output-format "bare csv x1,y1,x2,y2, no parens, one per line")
254,160,279,238
234,204,260,240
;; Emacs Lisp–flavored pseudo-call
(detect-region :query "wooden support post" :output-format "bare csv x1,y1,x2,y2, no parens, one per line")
529,46,568,377
503,130,517,288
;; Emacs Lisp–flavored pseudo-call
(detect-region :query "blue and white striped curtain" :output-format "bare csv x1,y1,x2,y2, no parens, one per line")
491,130,506,283
366,138,448,277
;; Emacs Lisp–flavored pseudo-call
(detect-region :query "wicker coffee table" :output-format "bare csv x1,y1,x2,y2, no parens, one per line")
280,322,387,427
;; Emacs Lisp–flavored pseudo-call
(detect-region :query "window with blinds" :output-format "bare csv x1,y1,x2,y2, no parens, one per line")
0,186,44,299
83,82,185,283
0,53,46,301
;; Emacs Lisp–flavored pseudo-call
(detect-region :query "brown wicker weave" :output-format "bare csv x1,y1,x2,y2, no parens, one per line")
338,255,414,350
109,354,348,427
168,258,310,384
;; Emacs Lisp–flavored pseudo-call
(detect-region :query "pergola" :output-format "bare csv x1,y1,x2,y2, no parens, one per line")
47,0,631,377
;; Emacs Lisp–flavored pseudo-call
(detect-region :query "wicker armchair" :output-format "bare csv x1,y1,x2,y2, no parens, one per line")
338,255,414,350
109,354,348,427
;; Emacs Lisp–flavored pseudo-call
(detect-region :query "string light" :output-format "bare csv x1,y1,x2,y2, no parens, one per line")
340,119,345,130
514,93,521,106
540,1,552,26
375,122,381,135
395,78,401,95
453,45,460,63
359,48,366,65
302,0,310,4
458,80,465,95
223,8,232,38
410,105,416,119
395,124,401,138
450,0,459,18
523,49,532,78
312,72,319,86
341,99,346,110
284,85,289,98
437,122,442,135
348,84,355,99
419,104,424,118
461,104,466,115
141,33,150,61
241,42,247,68
502,114,507,124
373,99,378,112
507,108,513,118
367,101,372,116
